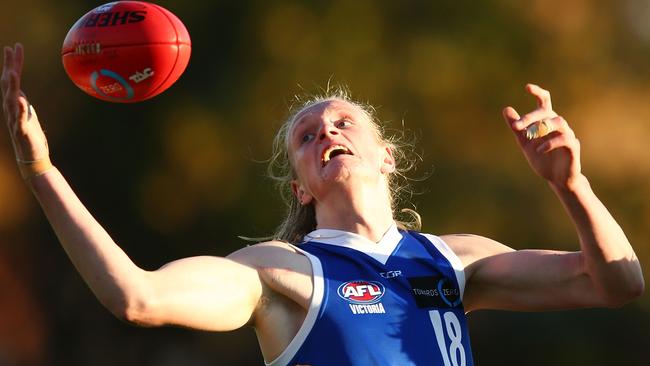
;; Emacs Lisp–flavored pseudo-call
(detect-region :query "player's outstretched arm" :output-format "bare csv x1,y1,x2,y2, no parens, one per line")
451,84,644,312
1,43,264,331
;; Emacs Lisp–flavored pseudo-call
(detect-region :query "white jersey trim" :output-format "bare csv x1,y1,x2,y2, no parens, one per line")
265,245,324,366
421,234,466,300
301,222,402,265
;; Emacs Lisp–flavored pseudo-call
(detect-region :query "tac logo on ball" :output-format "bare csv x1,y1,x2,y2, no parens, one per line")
337,280,385,305
61,1,191,103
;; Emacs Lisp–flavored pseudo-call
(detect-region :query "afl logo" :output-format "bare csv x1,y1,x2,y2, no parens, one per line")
337,280,385,304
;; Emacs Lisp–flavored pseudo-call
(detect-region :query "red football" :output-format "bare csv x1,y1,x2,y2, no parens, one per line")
61,1,191,103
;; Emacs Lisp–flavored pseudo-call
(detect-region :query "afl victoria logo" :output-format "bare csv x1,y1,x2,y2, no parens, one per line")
337,280,385,304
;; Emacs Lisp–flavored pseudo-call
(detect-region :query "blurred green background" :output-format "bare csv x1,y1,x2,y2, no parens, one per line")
1,0,649,365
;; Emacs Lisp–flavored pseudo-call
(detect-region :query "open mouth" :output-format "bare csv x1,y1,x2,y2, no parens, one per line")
322,145,353,166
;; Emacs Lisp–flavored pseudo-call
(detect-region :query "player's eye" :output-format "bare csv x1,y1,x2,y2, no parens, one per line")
301,133,315,143
337,119,352,128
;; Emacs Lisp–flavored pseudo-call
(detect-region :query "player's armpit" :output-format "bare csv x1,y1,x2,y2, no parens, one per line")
125,255,263,331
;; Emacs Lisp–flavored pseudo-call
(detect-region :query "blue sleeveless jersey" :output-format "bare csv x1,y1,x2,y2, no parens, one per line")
267,224,474,366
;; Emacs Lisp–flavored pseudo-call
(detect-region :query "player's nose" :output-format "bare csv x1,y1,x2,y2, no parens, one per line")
318,120,339,141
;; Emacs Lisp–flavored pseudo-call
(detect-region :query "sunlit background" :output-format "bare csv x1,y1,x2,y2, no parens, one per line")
1,0,649,365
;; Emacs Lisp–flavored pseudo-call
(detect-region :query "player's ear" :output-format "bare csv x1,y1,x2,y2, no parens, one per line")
291,180,313,205
380,145,396,174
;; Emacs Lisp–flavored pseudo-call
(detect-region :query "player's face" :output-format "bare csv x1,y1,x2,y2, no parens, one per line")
288,100,395,205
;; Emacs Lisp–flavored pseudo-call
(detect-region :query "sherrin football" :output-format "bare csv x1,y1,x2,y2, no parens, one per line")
61,1,191,103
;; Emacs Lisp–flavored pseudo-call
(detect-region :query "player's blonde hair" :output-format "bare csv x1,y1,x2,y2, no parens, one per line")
268,87,421,243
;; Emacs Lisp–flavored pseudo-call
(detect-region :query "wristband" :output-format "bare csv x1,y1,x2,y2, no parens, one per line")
17,157,54,180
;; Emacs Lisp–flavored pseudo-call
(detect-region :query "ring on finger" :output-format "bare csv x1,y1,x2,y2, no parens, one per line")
525,119,554,140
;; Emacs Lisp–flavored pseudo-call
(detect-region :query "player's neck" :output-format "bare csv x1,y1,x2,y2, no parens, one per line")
313,182,394,243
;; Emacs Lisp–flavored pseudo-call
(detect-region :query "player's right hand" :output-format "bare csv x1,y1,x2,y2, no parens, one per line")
502,84,582,191
2,43,51,176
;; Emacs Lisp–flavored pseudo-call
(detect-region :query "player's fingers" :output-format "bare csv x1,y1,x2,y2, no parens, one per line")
1,47,13,95
502,106,521,124
4,71,21,120
14,43,24,78
513,108,557,130
502,106,522,133
3,46,14,71
9,70,20,98
548,116,574,138
536,134,580,154
17,95,31,126
19,92,33,120
526,83,553,111
503,106,533,147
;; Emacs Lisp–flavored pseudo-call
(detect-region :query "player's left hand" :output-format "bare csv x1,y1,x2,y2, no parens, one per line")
2,43,53,180
502,84,582,189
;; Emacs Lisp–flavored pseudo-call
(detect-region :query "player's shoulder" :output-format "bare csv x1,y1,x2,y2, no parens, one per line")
437,233,515,268
228,240,314,312
226,240,311,273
